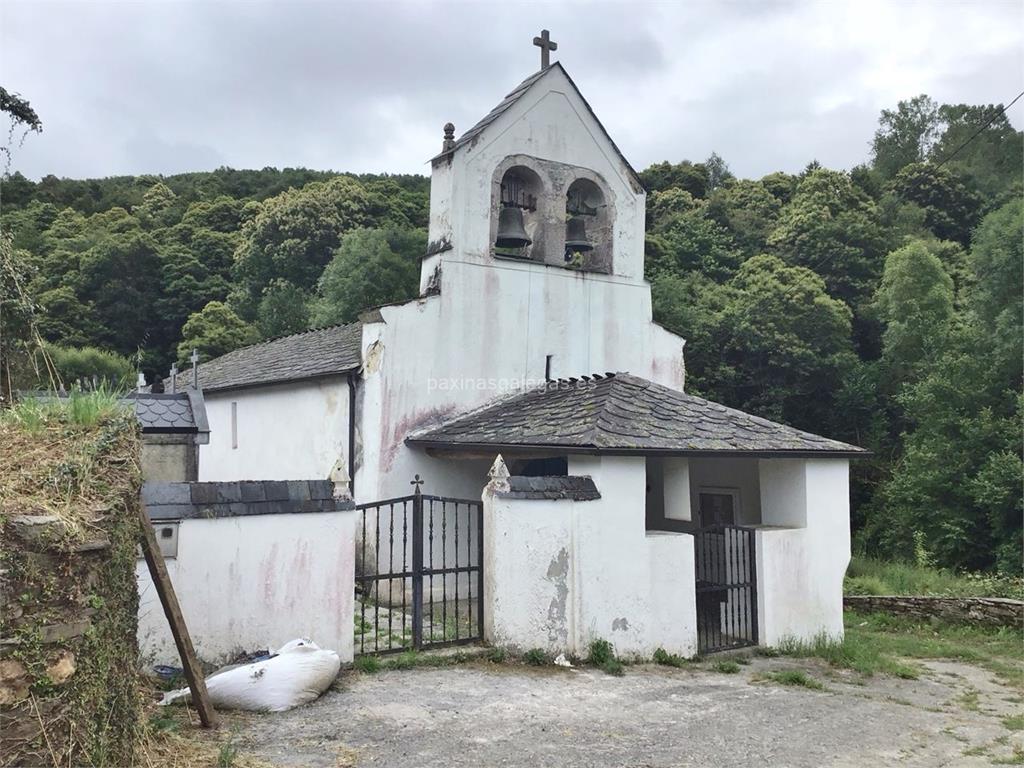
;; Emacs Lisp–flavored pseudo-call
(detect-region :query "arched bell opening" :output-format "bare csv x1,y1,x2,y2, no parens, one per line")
493,166,545,260
564,177,612,273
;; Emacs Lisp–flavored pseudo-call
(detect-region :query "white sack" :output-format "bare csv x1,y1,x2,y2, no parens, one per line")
160,638,340,713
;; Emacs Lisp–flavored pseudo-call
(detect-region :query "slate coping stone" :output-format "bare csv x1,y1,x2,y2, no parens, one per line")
143,483,191,506
288,481,312,502
263,481,291,501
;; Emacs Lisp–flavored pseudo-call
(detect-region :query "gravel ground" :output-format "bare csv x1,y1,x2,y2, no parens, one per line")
211,655,1024,767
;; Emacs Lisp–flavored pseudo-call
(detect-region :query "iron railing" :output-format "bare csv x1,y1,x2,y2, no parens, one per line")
354,478,483,655
695,524,758,654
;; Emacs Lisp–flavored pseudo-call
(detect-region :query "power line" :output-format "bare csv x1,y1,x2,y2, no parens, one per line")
771,88,1024,309
934,90,1024,170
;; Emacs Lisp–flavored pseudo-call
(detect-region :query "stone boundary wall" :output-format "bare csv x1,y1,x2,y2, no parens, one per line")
143,480,353,520
844,595,1023,628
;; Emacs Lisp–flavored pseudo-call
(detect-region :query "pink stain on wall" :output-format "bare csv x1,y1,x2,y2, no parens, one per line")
259,542,280,605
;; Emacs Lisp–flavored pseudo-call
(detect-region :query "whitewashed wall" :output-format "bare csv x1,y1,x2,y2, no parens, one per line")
136,510,356,665
755,459,850,645
483,456,696,658
200,376,350,482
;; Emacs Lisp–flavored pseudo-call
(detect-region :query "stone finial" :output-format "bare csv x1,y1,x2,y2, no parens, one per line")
442,122,455,153
329,457,351,500
486,454,511,495
136,372,147,392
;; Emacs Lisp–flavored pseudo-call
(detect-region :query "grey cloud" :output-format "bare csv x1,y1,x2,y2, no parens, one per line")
1,0,1020,181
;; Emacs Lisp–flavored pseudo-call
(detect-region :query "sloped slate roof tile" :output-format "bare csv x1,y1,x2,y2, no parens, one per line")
182,322,362,393
124,393,196,431
407,373,866,456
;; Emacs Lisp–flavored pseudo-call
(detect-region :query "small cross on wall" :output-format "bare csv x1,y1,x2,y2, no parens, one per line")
533,29,557,70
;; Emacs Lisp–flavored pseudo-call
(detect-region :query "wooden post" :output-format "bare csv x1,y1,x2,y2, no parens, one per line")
137,507,218,728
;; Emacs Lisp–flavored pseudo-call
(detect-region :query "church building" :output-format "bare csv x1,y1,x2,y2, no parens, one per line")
177,36,865,658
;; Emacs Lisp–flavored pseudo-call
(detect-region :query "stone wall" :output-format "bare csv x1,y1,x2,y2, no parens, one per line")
844,596,1024,628
1,416,142,768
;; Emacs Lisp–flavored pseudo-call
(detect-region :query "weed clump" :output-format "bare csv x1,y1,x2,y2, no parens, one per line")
523,648,549,666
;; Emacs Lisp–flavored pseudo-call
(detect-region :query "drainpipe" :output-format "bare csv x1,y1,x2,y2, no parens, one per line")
348,372,357,499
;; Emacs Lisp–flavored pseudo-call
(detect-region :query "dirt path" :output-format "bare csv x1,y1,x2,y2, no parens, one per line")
210,656,1024,767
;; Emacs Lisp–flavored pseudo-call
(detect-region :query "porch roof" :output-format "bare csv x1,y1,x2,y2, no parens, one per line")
406,373,867,458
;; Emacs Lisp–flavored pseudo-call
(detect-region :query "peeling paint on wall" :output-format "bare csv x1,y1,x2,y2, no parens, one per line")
364,340,385,374
545,547,570,646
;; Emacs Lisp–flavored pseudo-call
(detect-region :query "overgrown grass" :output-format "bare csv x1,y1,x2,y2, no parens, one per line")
713,659,741,674
771,611,1024,688
353,655,381,673
1,387,129,433
755,669,825,690
587,638,625,676
523,648,549,666
1003,714,1024,732
845,556,1023,600
653,647,692,668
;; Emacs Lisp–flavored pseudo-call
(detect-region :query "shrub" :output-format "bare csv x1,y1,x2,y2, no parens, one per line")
759,670,825,690
713,660,741,674
653,648,690,668
601,658,625,677
486,647,507,664
587,638,615,666
353,656,381,673
523,648,548,666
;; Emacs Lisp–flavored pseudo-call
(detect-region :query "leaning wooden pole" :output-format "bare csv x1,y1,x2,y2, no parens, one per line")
137,506,218,728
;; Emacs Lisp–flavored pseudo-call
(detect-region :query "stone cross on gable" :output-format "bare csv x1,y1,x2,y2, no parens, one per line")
533,29,557,70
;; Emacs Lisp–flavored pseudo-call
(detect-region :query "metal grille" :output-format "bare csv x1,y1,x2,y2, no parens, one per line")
354,482,483,655
694,524,758,654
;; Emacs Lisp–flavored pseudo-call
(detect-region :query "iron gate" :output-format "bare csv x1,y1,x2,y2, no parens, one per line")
354,477,483,655
694,524,757,654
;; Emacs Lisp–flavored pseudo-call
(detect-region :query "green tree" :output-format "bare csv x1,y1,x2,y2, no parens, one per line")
76,233,164,357
177,301,257,364
866,201,1023,572
312,228,423,326
768,169,887,314
233,176,374,317
255,279,310,339
706,180,781,258
639,160,708,198
873,240,955,383
887,163,983,245
646,203,741,281
931,103,1024,199
43,343,134,388
871,95,940,179
700,254,856,432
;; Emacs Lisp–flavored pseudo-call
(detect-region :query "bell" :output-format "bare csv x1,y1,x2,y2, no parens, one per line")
565,217,593,252
495,206,531,249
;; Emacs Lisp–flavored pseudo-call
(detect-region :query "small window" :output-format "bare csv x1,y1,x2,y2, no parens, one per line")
231,402,238,449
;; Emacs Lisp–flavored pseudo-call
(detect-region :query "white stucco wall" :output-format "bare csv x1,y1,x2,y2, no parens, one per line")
136,510,356,665
755,459,850,645
483,456,696,659
200,376,350,482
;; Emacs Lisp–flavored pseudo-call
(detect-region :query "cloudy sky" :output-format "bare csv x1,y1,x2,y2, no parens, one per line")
2,0,1022,182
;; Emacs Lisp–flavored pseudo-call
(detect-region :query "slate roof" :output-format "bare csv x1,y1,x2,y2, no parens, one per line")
124,392,197,432
503,475,601,501
432,64,643,189
407,373,867,457
182,322,363,393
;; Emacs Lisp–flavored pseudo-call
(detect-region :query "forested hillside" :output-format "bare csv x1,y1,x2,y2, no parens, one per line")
1,95,1020,573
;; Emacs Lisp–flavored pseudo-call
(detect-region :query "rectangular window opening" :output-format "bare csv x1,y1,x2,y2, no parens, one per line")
231,401,238,449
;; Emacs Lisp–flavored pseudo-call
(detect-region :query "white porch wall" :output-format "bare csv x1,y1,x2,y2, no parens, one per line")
688,457,761,524
755,459,850,645
483,455,696,658
136,510,356,665
663,457,691,522
200,377,350,482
